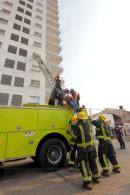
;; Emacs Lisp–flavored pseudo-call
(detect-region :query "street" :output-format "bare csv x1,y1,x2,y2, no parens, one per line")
0,139,130,195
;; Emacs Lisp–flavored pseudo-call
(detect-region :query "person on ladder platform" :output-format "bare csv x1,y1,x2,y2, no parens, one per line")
70,111,100,190
92,114,120,177
68,115,78,171
63,89,79,113
70,88,80,106
48,75,64,106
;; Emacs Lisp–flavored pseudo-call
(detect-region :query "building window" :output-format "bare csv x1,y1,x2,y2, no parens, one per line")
25,10,32,17
11,33,19,42
19,0,25,6
37,2,43,7
0,42,2,48
11,94,22,106
0,29,5,35
4,58,15,68
31,80,40,87
28,0,33,3
22,27,30,34
19,48,27,57
4,1,13,7
35,15,42,20
0,17,8,24
24,18,31,25
15,14,22,21
17,61,26,71
27,4,33,9
8,45,17,54
35,23,42,29
36,8,43,14
17,7,24,13
21,37,28,45
1,74,12,85
2,9,11,15
33,41,42,48
34,31,42,37
29,96,40,103
14,77,24,87
13,23,21,31
0,93,9,105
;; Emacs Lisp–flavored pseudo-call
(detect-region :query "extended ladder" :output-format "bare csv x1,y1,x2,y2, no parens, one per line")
33,53,55,90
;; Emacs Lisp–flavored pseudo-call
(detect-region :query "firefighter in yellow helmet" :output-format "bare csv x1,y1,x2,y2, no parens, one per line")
92,114,120,177
70,111,100,190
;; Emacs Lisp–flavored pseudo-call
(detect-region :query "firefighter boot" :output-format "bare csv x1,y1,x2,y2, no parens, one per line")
113,167,120,173
82,182,92,190
93,178,100,184
101,171,109,177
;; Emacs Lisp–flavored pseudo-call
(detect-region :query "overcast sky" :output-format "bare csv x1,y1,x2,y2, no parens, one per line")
59,0,130,111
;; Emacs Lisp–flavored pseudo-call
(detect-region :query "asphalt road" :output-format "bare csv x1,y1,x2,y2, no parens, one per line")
0,139,130,195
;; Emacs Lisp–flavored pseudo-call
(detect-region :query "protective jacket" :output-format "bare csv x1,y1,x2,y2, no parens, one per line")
71,119,94,148
92,119,112,141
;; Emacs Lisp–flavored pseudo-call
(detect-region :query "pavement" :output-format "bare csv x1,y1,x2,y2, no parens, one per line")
0,139,130,195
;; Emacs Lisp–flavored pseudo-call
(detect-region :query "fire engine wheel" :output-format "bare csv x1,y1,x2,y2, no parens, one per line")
39,138,67,170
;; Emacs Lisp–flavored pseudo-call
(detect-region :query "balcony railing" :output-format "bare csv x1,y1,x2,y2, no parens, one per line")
46,42,61,54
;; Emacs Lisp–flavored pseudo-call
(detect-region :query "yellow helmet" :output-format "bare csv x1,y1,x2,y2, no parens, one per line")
71,114,78,124
99,114,106,121
77,111,87,120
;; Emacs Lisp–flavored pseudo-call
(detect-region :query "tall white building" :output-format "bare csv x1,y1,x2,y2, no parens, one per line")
0,0,62,106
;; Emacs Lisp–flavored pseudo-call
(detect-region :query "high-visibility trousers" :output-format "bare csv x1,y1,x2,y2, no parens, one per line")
98,140,120,172
78,148,100,184
68,145,77,167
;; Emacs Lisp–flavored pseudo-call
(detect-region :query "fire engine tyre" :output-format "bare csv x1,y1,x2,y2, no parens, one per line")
39,138,67,170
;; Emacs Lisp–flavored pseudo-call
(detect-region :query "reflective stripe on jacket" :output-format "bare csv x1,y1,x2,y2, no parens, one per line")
70,119,94,148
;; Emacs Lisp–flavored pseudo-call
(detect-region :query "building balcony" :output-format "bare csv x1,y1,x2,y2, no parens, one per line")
46,18,59,29
46,52,62,65
47,26,60,37
47,5,59,16
46,10,59,21
46,34,61,44
47,0,58,8
3,1,13,7
47,3,58,13
46,42,61,54
0,8,11,15
46,61,63,76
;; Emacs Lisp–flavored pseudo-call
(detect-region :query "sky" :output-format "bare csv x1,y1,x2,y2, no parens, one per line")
59,0,130,111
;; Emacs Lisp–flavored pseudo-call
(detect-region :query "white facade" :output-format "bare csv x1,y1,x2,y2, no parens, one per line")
0,0,62,106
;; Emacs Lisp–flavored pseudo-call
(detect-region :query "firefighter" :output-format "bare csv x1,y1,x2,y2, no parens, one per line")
68,115,78,171
55,75,62,90
92,115,120,177
114,124,126,149
48,75,64,106
70,88,80,106
70,111,100,190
